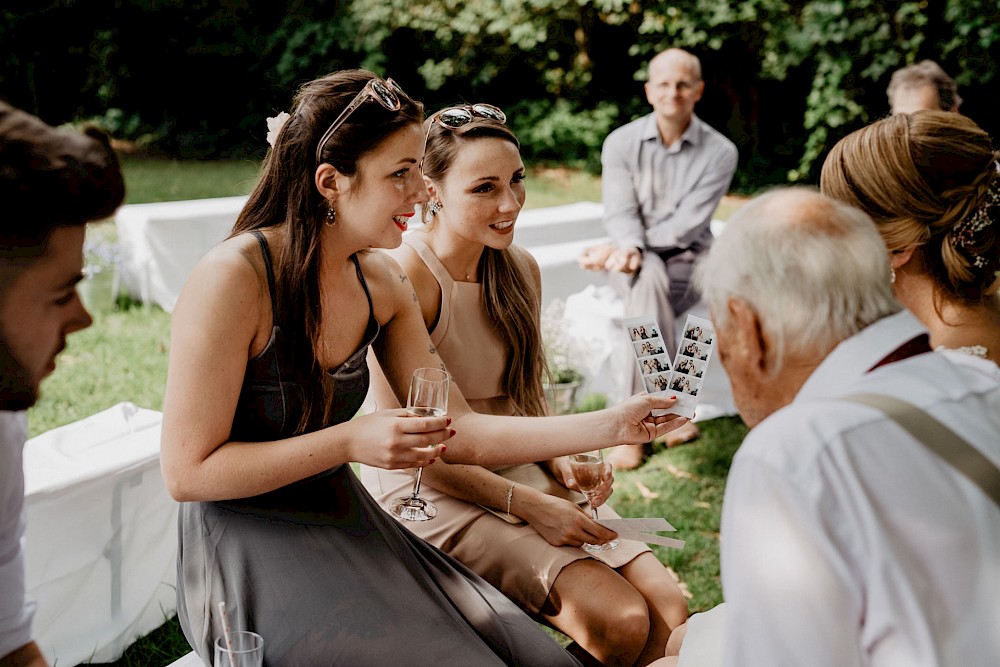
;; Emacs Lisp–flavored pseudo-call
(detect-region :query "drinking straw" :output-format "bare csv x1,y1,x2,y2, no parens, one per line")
218,600,237,667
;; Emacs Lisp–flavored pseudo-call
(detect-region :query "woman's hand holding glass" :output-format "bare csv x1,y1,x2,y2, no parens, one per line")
388,367,450,522
568,449,620,554
562,455,613,508
347,405,451,471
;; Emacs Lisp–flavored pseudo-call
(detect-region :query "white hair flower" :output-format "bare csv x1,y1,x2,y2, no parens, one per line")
266,111,291,147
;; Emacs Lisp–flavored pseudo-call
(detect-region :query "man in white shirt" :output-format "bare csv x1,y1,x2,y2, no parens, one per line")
653,187,1000,666
0,102,125,667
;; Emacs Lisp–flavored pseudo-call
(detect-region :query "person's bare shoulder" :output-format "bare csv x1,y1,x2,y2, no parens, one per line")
174,232,267,322
357,248,425,324
389,237,436,299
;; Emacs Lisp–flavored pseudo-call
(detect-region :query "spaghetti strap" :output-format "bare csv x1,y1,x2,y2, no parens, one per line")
250,230,278,324
350,253,375,320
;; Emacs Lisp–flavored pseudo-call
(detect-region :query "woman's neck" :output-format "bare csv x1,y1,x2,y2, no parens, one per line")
420,228,484,283
899,276,1000,363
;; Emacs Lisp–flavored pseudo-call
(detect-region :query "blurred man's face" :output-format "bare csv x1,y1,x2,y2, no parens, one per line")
0,226,93,409
891,84,941,114
645,55,704,128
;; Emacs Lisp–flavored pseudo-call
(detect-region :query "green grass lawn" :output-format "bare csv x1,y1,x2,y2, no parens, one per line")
27,157,747,665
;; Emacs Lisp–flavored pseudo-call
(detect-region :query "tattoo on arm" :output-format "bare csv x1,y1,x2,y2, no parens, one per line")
396,273,421,302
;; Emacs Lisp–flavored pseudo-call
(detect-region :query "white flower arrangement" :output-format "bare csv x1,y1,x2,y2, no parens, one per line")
541,298,585,385
266,111,290,147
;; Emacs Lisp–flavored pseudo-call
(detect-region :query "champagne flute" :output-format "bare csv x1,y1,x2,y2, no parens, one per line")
388,367,449,522
569,448,620,553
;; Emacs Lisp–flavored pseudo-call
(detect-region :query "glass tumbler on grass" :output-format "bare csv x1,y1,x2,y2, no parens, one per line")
388,367,450,522
215,630,264,667
569,448,620,554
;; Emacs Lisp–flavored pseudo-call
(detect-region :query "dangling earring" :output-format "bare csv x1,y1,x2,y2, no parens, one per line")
890,267,896,284
326,204,336,227
427,200,442,215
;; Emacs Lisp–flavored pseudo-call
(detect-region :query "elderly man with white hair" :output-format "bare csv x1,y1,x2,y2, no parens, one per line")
653,187,1000,667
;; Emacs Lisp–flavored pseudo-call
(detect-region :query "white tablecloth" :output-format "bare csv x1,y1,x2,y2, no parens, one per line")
23,403,178,665
115,196,248,312
114,197,604,313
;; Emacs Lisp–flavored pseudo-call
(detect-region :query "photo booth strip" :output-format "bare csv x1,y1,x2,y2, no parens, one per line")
623,313,717,419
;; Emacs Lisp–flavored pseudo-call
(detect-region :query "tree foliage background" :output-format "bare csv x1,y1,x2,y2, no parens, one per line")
3,0,997,189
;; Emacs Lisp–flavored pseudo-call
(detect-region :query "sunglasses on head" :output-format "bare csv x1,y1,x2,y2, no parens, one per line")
431,103,507,129
315,76,404,166
420,103,507,172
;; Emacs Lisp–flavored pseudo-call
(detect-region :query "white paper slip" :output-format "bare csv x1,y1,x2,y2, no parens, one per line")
597,518,686,549
598,517,677,533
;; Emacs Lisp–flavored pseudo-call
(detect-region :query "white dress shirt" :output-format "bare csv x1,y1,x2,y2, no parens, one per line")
0,410,34,659
720,311,1000,667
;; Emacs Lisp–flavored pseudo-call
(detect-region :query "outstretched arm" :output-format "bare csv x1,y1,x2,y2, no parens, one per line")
372,254,690,466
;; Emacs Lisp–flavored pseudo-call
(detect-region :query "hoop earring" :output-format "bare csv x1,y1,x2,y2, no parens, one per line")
326,205,336,226
427,200,442,215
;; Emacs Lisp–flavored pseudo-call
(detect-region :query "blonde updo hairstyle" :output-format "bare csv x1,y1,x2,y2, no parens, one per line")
821,110,1000,303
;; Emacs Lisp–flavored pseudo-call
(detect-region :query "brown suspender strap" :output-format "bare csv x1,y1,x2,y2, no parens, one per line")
843,393,1000,508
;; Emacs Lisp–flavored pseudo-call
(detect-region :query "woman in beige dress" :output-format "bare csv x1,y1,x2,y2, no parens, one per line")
362,106,688,667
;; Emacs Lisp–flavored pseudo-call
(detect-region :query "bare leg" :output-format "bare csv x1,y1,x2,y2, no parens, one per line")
664,421,700,447
640,624,686,667
617,553,689,666
665,621,688,656
646,658,680,667
539,559,652,667
608,442,647,470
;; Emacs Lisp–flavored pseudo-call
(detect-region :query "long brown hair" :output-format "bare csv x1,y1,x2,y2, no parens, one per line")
821,111,1000,303
231,70,424,433
420,117,549,417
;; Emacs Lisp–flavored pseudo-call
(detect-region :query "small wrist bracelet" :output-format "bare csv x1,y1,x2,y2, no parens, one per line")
505,482,516,521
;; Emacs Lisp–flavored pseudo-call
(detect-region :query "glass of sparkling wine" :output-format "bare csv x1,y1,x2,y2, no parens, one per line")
569,448,620,553
388,367,450,522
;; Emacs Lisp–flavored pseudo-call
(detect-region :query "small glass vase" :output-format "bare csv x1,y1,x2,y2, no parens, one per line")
79,268,118,312
544,379,582,415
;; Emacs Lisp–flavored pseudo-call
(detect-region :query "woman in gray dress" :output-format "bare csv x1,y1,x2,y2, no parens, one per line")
160,69,686,665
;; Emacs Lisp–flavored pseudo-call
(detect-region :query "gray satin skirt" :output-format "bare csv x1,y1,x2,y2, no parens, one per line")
176,464,581,666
